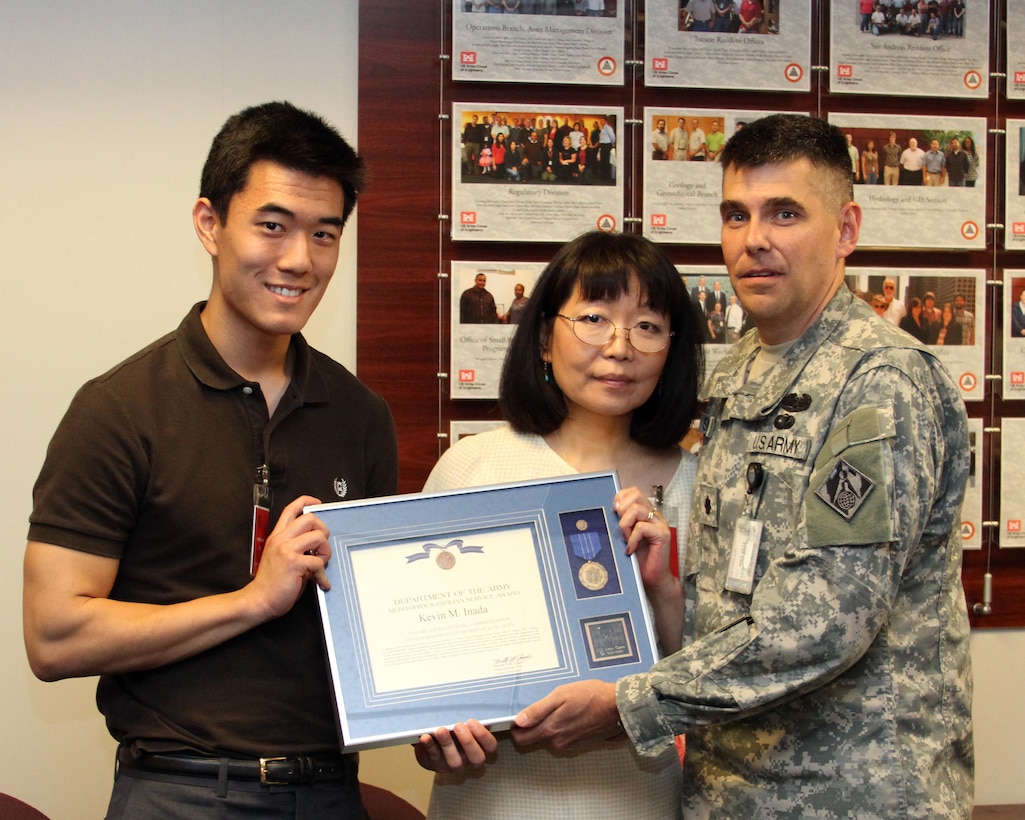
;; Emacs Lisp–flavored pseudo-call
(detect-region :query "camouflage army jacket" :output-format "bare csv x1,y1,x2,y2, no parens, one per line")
616,287,973,818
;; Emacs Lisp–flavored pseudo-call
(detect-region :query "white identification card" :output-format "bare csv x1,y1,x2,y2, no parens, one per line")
725,515,763,595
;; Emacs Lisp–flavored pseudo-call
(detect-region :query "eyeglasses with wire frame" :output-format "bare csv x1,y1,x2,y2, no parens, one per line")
556,313,673,354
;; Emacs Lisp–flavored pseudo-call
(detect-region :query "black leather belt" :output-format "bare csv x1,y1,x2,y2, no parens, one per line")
118,747,355,786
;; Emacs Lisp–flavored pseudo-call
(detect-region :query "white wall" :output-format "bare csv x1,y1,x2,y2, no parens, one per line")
0,3,1021,818
970,628,1025,805
0,3,399,817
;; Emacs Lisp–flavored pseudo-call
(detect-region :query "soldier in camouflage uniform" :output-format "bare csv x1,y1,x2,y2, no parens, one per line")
510,114,973,818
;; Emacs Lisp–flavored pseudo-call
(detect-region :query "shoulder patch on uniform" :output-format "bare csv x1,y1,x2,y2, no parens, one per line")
814,457,874,519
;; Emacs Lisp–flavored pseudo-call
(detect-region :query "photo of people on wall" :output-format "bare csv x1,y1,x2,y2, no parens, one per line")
650,114,728,162
679,0,779,34
839,126,980,187
1010,277,1025,340
856,0,966,39
458,110,618,186
460,0,618,16
681,272,749,346
845,273,977,346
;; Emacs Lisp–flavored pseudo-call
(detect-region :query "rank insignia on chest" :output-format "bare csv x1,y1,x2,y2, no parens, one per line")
814,458,874,519
699,397,725,443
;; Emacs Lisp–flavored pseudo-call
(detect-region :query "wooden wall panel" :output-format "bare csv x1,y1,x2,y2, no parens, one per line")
358,0,446,488
358,0,1025,627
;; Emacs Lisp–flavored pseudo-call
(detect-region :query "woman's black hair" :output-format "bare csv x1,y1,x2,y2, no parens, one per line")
499,230,704,449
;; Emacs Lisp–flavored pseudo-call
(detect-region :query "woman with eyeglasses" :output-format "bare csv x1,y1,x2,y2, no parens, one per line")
415,230,703,819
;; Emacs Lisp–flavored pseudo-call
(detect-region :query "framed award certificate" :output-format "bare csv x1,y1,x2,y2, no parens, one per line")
309,472,659,751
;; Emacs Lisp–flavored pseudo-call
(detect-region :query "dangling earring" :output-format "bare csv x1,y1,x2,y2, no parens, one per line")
543,361,550,383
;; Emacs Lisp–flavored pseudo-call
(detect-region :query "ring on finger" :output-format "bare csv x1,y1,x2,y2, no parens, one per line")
646,508,655,522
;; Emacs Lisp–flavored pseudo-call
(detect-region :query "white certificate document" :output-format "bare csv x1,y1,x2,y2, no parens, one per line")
352,527,558,693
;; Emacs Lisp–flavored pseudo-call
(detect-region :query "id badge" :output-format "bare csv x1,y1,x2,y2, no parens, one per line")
250,504,270,576
251,465,271,576
724,515,762,595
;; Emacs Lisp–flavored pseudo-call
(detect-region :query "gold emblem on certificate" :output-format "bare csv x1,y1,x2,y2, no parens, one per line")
436,550,456,570
406,539,483,568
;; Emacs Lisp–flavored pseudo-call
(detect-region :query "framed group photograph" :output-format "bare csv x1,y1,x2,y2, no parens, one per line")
452,102,624,241
828,112,986,250
829,1,988,98
1000,418,1025,548
450,260,545,400
643,107,790,244
1003,271,1025,401
645,0,811,92
451,0,625,86
845,267,985,402
676,264,744,373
